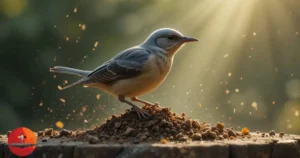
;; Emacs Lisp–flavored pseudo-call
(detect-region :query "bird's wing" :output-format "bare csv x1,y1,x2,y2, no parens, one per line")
81,48,151,84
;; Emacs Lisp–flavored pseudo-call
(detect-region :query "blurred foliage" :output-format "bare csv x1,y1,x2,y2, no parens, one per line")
0,0,300,135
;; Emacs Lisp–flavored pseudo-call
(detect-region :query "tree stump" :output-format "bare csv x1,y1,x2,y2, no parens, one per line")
0,133,299,158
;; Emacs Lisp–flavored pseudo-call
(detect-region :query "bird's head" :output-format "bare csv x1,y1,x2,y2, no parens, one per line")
142,28,198,55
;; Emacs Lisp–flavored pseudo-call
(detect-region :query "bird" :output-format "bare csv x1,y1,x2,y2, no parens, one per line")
50,28,198,119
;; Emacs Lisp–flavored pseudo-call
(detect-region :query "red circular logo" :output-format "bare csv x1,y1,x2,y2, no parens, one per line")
7,127,37,156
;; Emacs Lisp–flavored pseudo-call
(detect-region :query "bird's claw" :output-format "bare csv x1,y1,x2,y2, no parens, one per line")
132,107,151,119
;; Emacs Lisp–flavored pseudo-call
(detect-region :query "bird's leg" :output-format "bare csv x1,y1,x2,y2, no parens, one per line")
118,95,151,119
131,97,159,106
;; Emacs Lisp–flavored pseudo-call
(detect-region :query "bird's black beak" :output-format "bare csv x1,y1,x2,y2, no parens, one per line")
182,36,199,43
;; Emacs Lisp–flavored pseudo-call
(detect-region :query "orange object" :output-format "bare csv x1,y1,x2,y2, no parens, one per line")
160,138,168,144
8,127,36,156
56,121,64,129
241,127,250,135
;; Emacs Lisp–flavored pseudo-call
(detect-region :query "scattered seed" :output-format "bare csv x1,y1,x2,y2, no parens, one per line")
269,130,275,136
60,129,72,137
44,128,54,136
279,132,284,137
160,138,168,144
7,131,11,137
241,127,250,135
37,131,44,137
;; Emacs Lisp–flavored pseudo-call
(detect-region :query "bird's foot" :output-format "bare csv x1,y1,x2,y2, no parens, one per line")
131,97,159,107
132,106,151,119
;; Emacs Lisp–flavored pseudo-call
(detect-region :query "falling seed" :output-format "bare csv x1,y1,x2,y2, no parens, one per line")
53,25,56,28
233,108,236,113
53,57,56,61
224,54,228,58
291,74,294,76
66,15,69,18
225,90,230,94
73,8,78,13
96,94,101,100
241,102,244,106
253,32,256,36
296,32,299,35
295,110,299,116
56,121,64,129
81,24,86,31
54,75,56,78
228,72,232,77
240,77,243,80
94,41,99,48
198,103,202,107
235,89,239,92
64,80,68,84
39,102,43,107
249,112,252,115
84,120,88,123
252,102,258,110
60,98,66,103
82,106,87,112
57,85,63,91
66,37,70,41
272,101,276,105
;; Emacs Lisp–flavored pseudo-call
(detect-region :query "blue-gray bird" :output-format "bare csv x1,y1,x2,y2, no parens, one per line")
50,28,198,119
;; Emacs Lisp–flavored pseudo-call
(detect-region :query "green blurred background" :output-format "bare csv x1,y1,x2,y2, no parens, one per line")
1,0,300,134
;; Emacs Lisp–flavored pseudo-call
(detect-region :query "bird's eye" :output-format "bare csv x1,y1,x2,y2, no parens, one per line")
167,35,175,40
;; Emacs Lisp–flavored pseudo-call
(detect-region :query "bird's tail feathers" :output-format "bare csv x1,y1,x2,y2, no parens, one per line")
49,66,89,90
61,78,86,90
61,81,79,90
49,66,91,77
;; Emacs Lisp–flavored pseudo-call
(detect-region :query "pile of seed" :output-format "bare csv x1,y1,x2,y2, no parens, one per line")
76,104,252,144
3,104,287,144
